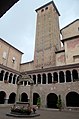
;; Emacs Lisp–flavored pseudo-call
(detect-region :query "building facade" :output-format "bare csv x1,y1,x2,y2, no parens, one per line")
0,1,79,108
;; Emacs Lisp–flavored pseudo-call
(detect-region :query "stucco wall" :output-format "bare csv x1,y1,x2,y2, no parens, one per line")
65,37,79,64
0,39,22,71
18,82,79,108
61,20,79,39
0,81,17,99
20,61,34,72
56,51,65,66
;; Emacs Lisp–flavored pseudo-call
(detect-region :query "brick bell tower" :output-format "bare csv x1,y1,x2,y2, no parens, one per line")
34,1,60,69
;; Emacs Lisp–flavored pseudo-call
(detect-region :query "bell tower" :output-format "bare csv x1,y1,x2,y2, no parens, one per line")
34,1,60,69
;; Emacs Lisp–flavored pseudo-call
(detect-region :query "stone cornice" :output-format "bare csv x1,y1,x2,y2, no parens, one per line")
0,64,20,74
21,63,79,74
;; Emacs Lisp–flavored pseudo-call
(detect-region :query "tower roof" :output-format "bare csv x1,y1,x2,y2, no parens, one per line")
35,0,60,16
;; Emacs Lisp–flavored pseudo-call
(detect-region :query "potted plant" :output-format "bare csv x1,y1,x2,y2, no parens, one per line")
37,97,41,109
56,95,62,111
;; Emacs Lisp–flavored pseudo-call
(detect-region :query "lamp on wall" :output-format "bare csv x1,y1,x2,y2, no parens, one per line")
12,57,15,63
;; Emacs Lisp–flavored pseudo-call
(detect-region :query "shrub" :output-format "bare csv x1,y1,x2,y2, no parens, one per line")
37,97,41,108
56,95,62,110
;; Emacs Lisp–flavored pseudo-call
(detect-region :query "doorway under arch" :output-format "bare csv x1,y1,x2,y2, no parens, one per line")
21,92,28,102
0,91,6,104
33,93,40,105
47,93,58,108
8,92,16,104
66,91,79,107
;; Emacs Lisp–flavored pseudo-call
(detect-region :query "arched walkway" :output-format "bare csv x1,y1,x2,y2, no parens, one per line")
0,70,4,81
53,72,58,82
66,91,79,107
37,74,41,84
59,71,65,83
47,93,58,108
8,92,16,104
21,92,28,102
0,91,6,104
66,70,71,82
72,69,78,81
33,93,40,105
48,73,52,84
42,73,46,84
33,75,36,84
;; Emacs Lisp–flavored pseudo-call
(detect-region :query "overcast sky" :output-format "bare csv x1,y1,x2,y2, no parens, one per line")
0,0,79,63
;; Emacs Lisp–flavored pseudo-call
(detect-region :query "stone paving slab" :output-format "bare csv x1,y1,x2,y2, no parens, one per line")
0,107,79,119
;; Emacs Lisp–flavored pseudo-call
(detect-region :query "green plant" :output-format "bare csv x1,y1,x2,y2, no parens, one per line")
37,97,41,108
57,95,62,110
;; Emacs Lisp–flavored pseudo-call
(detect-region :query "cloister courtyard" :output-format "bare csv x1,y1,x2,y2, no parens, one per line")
0,106,79,119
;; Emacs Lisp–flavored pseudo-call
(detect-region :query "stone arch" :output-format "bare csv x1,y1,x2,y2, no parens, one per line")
72,69,78,81
42,73,46,84
9,73,13,83
21,92,28,102
4,72,9,83
0,70,4,81
66,91,79,107
66,70,71,82
8,92,16,104
16,73,34,105
48,73,52,84
33,75,36,84
53,72,58,82
47,93,58,108
37,74,41,84
59,71,65,83
33,93,40,105
13,75,17,84
0,91,6,104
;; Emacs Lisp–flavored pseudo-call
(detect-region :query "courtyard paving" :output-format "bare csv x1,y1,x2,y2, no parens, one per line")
0,106,79,119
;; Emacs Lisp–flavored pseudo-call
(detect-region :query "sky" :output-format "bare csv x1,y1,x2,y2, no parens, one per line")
0,0,79,63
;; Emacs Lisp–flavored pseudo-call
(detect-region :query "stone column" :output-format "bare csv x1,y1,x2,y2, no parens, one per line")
46,73,48,84
11,74,13,84
52,73,54,83
64,72,66,83
7,72,10,83
58,72,60,83
16,83,20,103
0,68,1,73
71,72,73,82
35,75,38,85
23,81,24,86
3,71,5,82
30,82,33,106
40,74,42,84
4,98,8,104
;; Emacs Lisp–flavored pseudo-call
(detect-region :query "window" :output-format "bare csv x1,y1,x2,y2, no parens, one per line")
41,9,44,12
3,52,7,59
73,55,79,62
12,57,16,63
45,7,48,10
